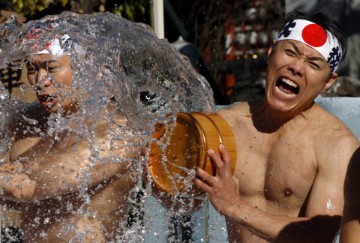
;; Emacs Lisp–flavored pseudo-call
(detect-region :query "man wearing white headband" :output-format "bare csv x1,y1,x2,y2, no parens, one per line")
26,33,75,114
0,30,139,241
194,10,360,242
36,33,72,56
276,18,343,73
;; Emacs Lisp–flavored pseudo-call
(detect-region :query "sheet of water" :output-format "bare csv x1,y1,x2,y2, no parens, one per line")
0,11,216,242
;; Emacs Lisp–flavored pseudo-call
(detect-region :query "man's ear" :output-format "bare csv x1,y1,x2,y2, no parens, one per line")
267,40,276,63
322,72,338,92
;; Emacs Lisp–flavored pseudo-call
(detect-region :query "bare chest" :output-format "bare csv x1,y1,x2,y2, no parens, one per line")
20,175,135,241
234,130,317,210
11,132,78,161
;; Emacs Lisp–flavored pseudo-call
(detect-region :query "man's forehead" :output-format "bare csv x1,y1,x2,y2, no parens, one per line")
279,40,328,61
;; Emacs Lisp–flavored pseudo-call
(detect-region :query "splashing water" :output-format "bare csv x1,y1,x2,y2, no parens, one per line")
0,88,23,161
0,11,217,242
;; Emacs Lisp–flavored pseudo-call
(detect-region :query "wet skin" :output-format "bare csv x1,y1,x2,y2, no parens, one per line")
26,54,77,114
0,53,138,242
194,40,360,243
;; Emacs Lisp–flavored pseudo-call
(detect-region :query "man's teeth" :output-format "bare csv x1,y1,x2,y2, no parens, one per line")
41,94,58,100
275,86,296,98
41,96,53,101
281,78,298,88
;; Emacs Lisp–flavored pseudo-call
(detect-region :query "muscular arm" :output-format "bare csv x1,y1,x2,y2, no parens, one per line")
0,162,36,200
2,115,140,202
274,133,359,242
194,135,359,243
24,138,137,201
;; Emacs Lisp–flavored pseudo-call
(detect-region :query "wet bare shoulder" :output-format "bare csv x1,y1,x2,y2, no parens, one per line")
100,102,128,127
312,104,360,163
12,102,48,140
313,104,358,139
217,102,251,125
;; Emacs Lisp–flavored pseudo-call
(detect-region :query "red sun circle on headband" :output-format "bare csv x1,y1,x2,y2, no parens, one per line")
302,24,327,47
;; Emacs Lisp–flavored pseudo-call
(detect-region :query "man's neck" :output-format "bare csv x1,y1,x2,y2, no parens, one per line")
249,100,315,133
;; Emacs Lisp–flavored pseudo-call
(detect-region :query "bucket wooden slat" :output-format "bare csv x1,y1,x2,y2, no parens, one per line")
190,112,237,173
149,112,237,197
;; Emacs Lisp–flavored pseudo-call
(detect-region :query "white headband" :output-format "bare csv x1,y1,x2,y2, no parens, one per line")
37,34,72,56
276,19,342,72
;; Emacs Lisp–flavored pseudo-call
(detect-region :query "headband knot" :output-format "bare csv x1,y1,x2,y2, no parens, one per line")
276,19,342,72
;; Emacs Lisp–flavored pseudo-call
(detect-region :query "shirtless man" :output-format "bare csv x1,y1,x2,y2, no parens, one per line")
0,33,139,242
194,11,360,242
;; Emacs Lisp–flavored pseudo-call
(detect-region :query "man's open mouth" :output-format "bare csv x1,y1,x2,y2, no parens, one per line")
39,94,58,103
275,78,299,98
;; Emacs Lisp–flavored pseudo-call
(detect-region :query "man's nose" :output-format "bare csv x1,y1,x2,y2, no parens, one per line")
35,69,52,87
287,57,306,77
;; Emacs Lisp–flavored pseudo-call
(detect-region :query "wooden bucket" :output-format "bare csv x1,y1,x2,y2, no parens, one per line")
149,112,237,197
